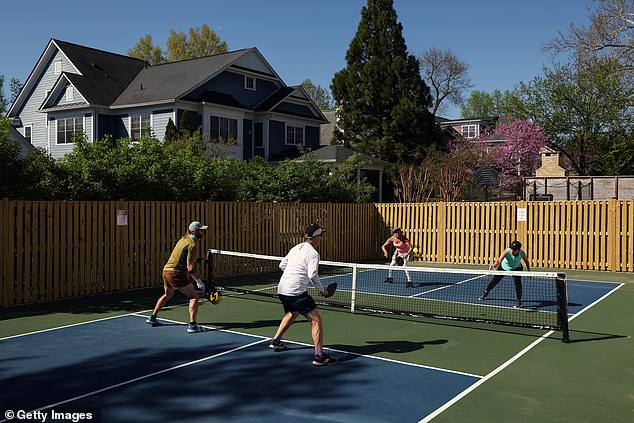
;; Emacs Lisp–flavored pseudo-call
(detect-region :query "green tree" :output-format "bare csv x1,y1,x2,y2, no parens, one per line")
331,0,439,164
129,25,228,64
164,118,178,144
300,79,333,110
0,75,7,114
9,78,22,103
179,111,192,138
511,58,634,175
127,34,165,65
460,89,516,118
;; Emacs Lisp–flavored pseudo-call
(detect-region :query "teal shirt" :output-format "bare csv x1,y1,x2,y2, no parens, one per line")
501,248,524,270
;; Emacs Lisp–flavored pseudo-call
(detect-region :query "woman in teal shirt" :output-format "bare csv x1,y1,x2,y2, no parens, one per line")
478,241,531,308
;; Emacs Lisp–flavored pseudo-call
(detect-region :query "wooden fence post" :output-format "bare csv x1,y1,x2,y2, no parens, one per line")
1,198,8,307
607,199,618,271
437,202,446,262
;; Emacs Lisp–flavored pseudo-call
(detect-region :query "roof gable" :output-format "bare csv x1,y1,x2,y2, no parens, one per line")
112,49,251,107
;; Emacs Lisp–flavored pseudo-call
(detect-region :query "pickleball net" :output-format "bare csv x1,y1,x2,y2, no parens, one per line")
206,249,570,342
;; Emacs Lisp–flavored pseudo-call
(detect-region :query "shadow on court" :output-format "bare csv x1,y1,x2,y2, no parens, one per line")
0,288,165,321
1,316,455,422
329,339,448,360
566,329,628,343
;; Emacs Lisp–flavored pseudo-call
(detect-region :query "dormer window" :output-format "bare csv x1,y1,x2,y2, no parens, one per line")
65,86,74,102
461,124,477,139
245,75,255,91
55,60,62,75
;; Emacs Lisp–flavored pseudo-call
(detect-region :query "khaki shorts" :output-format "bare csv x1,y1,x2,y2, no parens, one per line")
162,269,191,289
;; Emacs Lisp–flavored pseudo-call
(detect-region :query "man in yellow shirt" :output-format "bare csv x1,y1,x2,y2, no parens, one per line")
146,221,208,333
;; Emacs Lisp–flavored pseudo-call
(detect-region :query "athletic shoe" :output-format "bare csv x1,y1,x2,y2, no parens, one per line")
313,353,338,366
187,323,209,333
478,291,489,300
146,317,160,327
384,277,393,284
269,339,288,352
406,282,413,288
514,300,522,309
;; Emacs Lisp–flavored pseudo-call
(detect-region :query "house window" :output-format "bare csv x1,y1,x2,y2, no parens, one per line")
131,114,151,140
461,124,477,139
210,116,238,142
56,117,83,144
286,125,303,145
24,126,32,143
245,75,255,91
54,60,62,75
65,86,74,102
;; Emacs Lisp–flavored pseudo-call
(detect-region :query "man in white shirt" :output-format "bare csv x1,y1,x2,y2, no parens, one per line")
269,223,337,366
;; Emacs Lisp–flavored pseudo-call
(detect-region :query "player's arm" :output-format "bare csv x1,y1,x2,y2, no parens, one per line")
279,254,289,271
522,252,531,271
492,251,507,269
381,237,393,258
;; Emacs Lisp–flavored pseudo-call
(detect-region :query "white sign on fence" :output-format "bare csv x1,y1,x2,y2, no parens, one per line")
517,208,527,222
116,210,128,226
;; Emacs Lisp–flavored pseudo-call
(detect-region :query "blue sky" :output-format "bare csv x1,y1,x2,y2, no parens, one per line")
0,0,591,119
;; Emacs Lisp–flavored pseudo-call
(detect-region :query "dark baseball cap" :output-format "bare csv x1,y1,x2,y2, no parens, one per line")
510,240,522,251
305,223,325,238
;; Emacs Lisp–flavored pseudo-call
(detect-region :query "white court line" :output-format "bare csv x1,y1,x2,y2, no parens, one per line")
0,302,189,342
0,337,268,423
130,314,482,378
408,274,488,298
420,281,625,422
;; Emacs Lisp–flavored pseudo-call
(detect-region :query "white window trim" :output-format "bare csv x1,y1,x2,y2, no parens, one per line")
55,116,83,145
54,60,62,75
244,75,256,91
129,113,152,142
461,124,477,139
23,125,33,143
285,124,304,146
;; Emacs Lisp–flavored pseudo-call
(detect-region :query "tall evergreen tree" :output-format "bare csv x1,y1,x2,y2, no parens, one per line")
331,0,439,164
164,118,178,144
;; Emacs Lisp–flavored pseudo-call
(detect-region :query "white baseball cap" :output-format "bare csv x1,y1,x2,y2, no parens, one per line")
188,221,208,231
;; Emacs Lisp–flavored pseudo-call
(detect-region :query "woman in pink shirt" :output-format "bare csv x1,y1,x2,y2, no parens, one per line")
381,226,413,287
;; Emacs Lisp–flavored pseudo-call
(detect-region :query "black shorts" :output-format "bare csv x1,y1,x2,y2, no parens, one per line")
278,292,317,315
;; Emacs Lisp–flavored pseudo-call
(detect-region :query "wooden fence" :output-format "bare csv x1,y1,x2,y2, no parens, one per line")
1,199,632,307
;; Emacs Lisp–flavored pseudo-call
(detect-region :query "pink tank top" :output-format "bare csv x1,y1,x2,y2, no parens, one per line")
393,238,408,254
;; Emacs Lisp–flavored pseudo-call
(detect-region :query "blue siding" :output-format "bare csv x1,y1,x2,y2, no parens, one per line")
152,108,173,141
15,49,77,151
268,120,286,158
242,119,253,160
305,126,319,148
53,84,87,106
187,71,279,109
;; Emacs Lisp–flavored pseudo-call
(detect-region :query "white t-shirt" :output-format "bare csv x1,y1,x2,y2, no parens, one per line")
277,242,324,296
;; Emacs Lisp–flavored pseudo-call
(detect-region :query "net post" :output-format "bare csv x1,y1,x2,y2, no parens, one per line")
556,273,570,343
350,264,357,313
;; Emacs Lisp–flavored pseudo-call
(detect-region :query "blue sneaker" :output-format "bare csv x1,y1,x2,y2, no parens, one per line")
146,317,160,327
187,323,209,333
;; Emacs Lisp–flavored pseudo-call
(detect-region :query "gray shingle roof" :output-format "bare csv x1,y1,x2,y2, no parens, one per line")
111,49,251,106
54,40,146,106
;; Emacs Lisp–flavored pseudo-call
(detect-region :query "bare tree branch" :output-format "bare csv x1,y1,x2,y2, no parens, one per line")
417,48,473,116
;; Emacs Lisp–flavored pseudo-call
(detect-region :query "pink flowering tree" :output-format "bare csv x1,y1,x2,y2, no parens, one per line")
493,119,548,191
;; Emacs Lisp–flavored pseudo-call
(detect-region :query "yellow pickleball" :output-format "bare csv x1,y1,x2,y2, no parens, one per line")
413,247,419,254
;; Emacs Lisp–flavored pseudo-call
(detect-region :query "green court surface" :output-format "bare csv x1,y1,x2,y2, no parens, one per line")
1,268,632,422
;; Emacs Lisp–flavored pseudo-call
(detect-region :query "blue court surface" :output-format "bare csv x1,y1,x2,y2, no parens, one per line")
320,268,620,314
1,315,479,423
0,279,620,423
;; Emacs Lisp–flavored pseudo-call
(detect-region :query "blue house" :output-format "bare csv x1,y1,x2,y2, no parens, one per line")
8,39,327,159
